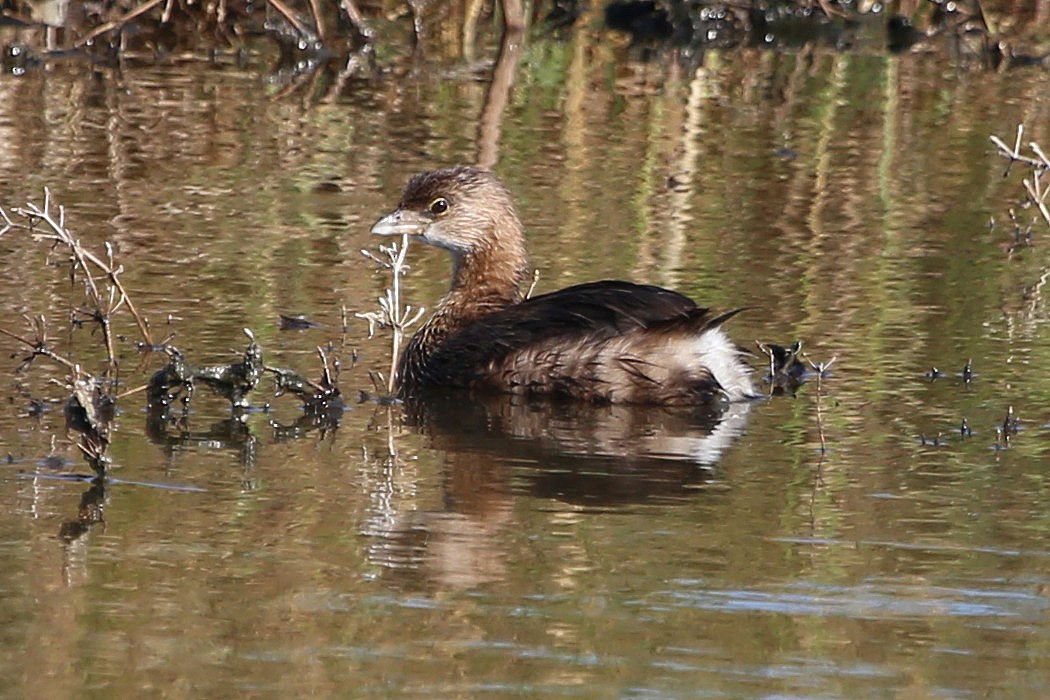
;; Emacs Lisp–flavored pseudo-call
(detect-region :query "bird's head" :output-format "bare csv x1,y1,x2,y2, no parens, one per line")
371,165,524,256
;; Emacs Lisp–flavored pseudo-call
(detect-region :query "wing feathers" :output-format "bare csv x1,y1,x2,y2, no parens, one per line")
409,280,751,403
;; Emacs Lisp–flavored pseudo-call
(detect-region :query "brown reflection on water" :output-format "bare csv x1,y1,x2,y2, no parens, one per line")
361,394,750,592
361,406,515,591
1,35,1050,699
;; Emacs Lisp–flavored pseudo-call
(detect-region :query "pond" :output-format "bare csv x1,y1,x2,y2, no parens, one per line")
1,14,1050,698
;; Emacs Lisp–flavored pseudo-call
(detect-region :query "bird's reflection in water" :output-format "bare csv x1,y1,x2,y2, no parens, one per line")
363,393,751,590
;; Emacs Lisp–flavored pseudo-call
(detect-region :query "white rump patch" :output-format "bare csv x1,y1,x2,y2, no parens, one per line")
693,327,754,401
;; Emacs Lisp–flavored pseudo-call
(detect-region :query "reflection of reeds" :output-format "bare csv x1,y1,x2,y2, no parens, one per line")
356,234,426,397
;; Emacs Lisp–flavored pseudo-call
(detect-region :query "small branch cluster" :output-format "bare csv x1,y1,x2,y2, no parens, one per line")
355,234,426,396
0,189,161,473
0,314,79,375
990,125,1050,229
1,189,153,377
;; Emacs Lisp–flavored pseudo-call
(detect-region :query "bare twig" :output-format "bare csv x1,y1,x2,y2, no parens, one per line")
990,127,1049,171
339,0,374,40
356,235,426,396
0,321,80,374
0,205,14,235
73,0,168,48
525,268,540,299
265,0,314,40
11,190,153,358
805,355,837,455
3,190,153,382
1023,173,1050,228
991,126,1050,230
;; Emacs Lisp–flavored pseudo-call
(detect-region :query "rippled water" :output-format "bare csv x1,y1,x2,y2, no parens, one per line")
1,33,1049,698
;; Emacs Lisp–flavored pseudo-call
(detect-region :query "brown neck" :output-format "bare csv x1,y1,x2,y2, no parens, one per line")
435,219,529,327
449,244,525,305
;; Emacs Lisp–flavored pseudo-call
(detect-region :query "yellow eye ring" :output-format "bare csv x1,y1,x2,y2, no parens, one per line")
429,198,449,215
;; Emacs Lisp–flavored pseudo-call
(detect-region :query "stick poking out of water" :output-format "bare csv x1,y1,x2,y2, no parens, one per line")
356,234,426,397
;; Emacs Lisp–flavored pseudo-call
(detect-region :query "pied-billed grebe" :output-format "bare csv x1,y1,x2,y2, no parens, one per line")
371,166,753,406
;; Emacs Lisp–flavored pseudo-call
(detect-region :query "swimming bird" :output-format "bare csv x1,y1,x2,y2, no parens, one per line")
371,165,753,406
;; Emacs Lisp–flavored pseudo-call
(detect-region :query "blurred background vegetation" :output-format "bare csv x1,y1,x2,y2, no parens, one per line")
1,0,1047,76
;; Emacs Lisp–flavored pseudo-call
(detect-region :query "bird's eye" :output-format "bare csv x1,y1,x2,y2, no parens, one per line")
429,198,449,215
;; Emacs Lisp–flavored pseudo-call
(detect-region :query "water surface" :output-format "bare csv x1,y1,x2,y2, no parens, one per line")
1,35,1050,698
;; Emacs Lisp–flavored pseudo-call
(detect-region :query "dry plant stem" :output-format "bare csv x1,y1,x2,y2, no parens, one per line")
339,0,374,40
116,383,149,399
525,269,540,299
12,190,153,352
1023,173,1050,228
266,0,312,39
990,127,1049,171
0,324,79,373
806,355,836,455
356,234,426,396
316,346,335,387
990,126,1050,229
73,0,168,47
386,237,407,395
814,372,827,454
1,191,153,384
305,0,326,40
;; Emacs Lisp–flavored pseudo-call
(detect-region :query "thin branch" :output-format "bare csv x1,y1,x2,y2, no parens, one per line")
1031,142,1050,169
1024,176,1050,228
356,235,425,396
74,0,168,48
13,192,153,348
0,324,80,373
339,0,374,40
526,268,540,299
305,0,326,41
991,127,1050,230
990,130,1048,171
265,0,313,40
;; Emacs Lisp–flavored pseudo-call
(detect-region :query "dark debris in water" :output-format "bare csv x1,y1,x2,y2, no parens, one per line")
148,329,263,410
756,340,807,395
145,329,349,446
64,377,116,475
911,400,1032,454
269,363,345,418
918,432,948,447
925,366,945,380
193,329,264,408
279,314,321,330
915,416,978,448
924,359,976,384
